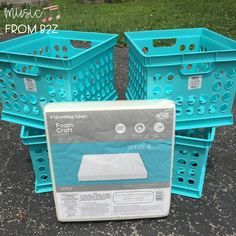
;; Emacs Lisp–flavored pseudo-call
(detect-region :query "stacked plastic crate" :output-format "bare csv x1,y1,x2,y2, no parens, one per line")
0,30,118,193
125,28,236,198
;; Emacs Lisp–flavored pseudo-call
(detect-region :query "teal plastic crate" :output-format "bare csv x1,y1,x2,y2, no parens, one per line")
20,126,52,193
173,127,216,198
0,30,118,129
20,125,215,198
125,28,236,130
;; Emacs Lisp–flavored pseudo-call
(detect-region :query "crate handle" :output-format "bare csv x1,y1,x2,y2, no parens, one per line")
142,38,176,54
180,62,215,75
152,38,176,48
11,63,40,77
70,40,91,49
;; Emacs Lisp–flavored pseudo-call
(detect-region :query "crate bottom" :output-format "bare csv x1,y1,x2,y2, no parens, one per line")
171,186,203,199
2,91,118,129
33,185,204,197
33,183,204,197
35,180,53,194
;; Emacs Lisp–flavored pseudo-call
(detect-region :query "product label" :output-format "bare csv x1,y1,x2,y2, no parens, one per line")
188,75,202,90
56,188,170,221
24,78,37,92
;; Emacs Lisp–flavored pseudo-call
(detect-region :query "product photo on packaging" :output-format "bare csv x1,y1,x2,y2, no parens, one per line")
78,153,148,181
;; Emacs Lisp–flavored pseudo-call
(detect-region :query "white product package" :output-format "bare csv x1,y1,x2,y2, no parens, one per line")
44,99,175,222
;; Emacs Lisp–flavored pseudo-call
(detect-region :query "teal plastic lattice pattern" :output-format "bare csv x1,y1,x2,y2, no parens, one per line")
173,127,215,198
20,126,52,193
125,28,236,130
0,30,118,129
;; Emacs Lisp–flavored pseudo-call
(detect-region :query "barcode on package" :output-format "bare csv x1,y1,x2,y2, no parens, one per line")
188,75,202,90
24,78,37,92
155,191,163,201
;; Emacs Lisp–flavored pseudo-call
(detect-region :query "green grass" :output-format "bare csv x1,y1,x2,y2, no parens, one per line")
0,0,236,44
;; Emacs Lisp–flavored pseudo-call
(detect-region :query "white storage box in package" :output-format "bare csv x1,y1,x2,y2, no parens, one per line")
44,100,175,222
